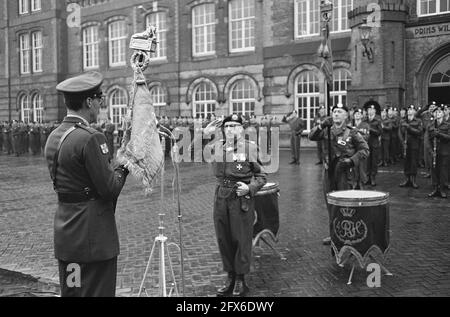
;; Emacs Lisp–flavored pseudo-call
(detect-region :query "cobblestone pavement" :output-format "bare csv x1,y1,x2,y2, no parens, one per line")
0,149,449,297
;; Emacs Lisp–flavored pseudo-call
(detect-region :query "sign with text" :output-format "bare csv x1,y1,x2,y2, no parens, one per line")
409,22,450,38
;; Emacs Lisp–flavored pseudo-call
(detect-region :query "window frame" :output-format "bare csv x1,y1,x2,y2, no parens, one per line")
19,34,31,75
192,3,216,57
31,0,41,12
146,12,168,60
330,0,353,34
294,70,321,132
109,88,128,129
20,95,31,123
192,82,217,118
31,31,43,73
108,20,127,67
31,93,44,123
83,26,100,70
19,0,29,15
228,0,256,53
330,68,351,109
294,0,320,39
229,79,256,117
418,0,450,16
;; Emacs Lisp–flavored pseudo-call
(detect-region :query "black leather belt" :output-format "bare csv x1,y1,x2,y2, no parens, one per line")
218,179,249,188
57,189,99,203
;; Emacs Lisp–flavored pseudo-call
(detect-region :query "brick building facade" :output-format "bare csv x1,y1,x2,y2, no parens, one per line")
1,0,449,135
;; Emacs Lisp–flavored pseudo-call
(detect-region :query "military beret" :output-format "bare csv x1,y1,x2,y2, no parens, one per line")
407,104,417,111
354,108,363,114
432,104,445,112
332,104,348,112
56,71,104,95
222,114,243,127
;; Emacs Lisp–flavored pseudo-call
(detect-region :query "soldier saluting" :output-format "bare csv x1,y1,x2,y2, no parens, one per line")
44,71,130,297
203,114,267,297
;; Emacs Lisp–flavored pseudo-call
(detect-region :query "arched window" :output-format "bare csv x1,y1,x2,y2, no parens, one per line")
331,69,351,108
31,93,44,123
109,88,128,129
230,79,256,116
150,86,167,116
20,95,31,124
430,54,450,86
146,12,168,59
295,70,320,132
193,82,216,118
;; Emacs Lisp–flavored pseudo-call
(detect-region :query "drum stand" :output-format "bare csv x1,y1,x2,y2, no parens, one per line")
253,230,287,261
343,255,393,285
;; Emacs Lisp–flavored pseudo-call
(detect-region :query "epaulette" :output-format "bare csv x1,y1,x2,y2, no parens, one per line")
75,123,97,134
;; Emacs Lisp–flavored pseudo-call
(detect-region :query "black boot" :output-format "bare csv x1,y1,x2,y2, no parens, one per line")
232,275,249,297
428,186,439,198
411,176,419,189
217,272,235,297
399,176,411,188
370,175,376,187
440,188,447,199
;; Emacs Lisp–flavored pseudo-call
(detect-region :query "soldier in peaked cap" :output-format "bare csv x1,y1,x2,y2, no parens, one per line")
44,71,130,297
202,113,267,297
364,105,382,186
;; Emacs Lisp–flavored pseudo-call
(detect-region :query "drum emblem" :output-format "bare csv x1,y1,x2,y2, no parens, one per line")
333,207,368,245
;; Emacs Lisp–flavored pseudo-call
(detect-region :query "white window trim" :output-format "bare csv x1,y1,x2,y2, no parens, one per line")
21,95,31,123
83,26,100,70
150,86,167,107
330,0,352,34
229,0,256,53
294,72,320,132
20,34,30,75
192,4,216,57
108,21,127,67
109,89,128,129
32,31,43,73
146,12,168,60
192,84,217,118
229,80,256,116
294,0,320,39
19,0,29,15
32,94,44,123
417,0,450,16
31,0,42,12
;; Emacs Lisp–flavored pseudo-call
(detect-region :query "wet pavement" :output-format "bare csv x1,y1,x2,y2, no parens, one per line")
0,149,449,297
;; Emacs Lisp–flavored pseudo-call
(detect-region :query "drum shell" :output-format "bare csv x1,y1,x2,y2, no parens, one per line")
254,187,279,238
327,193,390,258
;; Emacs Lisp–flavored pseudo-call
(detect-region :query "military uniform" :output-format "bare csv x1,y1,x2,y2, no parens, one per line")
29,123,41,155
2,123,12,154
11,121,21,156
44,72,129,297
416,104,435,176
212,114,267,297
380,115,392,166
428,107,450,198
104,121,115,160
282,112,305,165
399,109,423,188
365,114,382,185
352,116,370,189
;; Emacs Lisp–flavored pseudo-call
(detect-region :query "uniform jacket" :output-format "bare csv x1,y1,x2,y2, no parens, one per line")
365,116,382,147
353,120,370,142
284,116,305,136
381,118,393,140
428,119,450,156
399,117,423,150
212,139,267,197
44,116,128,263
309,124,369,168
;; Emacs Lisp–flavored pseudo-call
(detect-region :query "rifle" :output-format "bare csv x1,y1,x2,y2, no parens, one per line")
432,118,437,169
403,120,408,158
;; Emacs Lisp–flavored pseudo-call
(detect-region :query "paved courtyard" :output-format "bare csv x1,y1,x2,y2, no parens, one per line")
0,149,449,297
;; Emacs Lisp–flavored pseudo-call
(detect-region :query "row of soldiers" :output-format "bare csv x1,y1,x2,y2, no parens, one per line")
313,102,450,198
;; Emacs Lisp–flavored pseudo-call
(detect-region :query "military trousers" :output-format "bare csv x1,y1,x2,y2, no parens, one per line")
366,145,379,177
58,257,117,297
290,133,301,162
431,153,450,187
381,138,390,163
404,146,420,176
213,186,255,275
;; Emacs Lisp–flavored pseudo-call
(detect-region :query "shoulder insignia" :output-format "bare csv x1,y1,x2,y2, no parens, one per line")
100,143,109,155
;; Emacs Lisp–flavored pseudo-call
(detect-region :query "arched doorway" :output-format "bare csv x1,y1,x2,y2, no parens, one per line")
428,54,450,104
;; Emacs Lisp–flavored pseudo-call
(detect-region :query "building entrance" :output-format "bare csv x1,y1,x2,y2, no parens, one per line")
428,54,450,104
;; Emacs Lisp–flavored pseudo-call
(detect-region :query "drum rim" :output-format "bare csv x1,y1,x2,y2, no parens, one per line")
327,190,390,201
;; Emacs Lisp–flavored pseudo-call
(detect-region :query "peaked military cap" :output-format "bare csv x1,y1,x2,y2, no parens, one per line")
56,71,104,95
222,114,243,126
332,104,349,112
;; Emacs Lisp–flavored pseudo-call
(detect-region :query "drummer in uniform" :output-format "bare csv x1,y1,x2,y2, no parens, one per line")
44,71,130,297
309,104,369,245
203,114,267,297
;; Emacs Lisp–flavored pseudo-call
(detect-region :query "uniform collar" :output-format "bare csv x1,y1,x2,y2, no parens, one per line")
64,114,89,126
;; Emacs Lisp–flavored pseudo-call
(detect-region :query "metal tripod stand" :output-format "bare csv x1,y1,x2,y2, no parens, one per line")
137,134,185,297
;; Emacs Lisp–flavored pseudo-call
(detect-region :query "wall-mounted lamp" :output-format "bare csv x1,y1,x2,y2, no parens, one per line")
359,18,374,63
